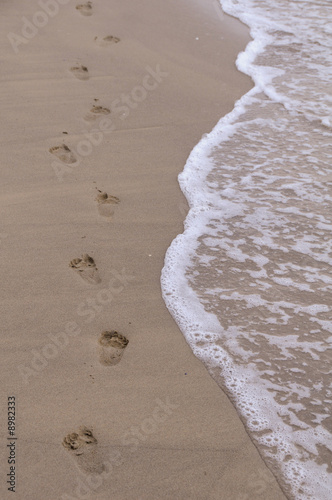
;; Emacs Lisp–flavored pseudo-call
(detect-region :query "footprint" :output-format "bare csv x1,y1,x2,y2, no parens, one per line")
95,190,120,218
84,105,110,122
62,426,104,474
98,330,129,366
49,144,76,164
70,65,89,80
69,254,101,284
94,35,120,47
76,1,92,16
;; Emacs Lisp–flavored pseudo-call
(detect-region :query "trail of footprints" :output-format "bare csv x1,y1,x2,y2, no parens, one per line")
52,3,128,474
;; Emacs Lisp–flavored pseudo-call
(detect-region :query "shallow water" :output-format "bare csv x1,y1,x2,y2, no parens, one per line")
162,0,332,498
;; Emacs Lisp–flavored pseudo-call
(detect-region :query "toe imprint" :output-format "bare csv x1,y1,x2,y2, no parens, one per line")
78,426,97,445
63,433,80,451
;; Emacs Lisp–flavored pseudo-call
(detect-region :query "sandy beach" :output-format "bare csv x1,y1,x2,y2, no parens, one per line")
1,0,288,498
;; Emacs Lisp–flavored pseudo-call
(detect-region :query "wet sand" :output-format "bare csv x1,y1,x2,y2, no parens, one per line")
0,0,287,498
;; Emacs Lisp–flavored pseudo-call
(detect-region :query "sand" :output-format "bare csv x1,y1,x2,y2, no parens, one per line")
0,0,287,498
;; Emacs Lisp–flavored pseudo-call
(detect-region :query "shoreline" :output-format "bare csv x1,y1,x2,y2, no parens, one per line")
1,0,287,498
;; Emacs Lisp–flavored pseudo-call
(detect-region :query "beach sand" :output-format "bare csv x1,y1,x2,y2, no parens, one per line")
0,0,287,498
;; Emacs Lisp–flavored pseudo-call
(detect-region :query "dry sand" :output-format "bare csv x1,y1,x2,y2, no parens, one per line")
0,0,288,498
